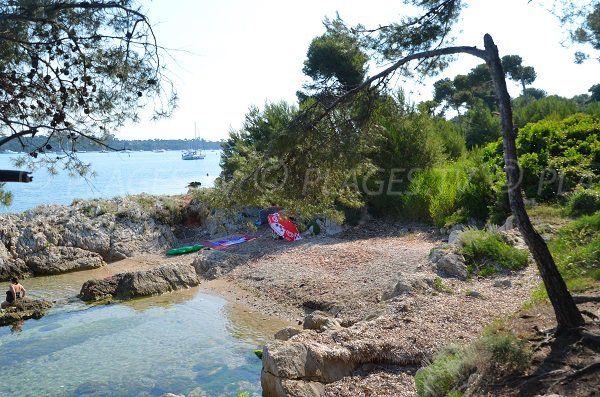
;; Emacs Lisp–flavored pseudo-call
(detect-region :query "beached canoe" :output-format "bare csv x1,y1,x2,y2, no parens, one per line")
166,244,204,256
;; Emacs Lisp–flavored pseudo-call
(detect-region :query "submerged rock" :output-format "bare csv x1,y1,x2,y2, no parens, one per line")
0,297,53,326
80,263,200,301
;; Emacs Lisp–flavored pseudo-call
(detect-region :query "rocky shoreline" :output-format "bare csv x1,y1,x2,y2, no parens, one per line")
0,196,542,397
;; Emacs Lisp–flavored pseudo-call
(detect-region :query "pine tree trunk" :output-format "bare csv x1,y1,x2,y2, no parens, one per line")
482,34,584,331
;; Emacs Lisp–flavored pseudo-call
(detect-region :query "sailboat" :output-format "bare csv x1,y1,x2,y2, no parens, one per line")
182,123,205,160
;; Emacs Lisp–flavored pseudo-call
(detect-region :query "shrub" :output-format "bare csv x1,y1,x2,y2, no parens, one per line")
416,331,530,397
415,345,475,397
565,189,600,217
459,229,529,275
483,113,600,201
404,154,495,226
476,332,530,374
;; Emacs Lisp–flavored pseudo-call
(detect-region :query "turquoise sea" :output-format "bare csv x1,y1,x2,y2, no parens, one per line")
0,150,284,396
0,150,222,214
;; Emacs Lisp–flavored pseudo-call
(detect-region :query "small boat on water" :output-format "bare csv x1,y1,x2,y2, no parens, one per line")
182,149,205,160
153,149,166,153
182,123,205,160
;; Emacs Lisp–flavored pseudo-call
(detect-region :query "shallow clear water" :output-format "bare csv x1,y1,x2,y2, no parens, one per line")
0,267,286,397
0,150,222,214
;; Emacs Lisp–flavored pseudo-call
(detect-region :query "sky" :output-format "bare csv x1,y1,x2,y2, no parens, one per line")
119,0,598,141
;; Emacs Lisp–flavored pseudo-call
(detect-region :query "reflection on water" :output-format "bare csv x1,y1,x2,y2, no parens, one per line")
0,268,289,397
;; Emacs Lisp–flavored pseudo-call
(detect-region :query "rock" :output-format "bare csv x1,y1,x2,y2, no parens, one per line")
80,276,119,301
428,248,446,265
0,197,178,280
435,253,468,280
275,326,301,341
262,340,354,384
447,229,462,246
80,263,200,301
303,311,341,332
466,290,483,299
411,277,434,291
0,297,53,326
381,277,412,301
317,218,344,236
261,371,325,397
499,215,515,231
493,279,512,288
192,249,246,279
26,246,104,275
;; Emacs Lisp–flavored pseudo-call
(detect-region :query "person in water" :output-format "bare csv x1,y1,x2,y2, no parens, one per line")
3,277,26,307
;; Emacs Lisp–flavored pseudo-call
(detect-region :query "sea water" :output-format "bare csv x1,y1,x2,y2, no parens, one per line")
0,266,287,397
0,150,285,396
0,150,222,214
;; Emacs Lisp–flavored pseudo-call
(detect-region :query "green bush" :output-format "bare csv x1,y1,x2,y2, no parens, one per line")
415,345,475,397
459,229,529,275
416,331,530,397
483,113,600,201
477,332,530,374
403,154,495,226
565,189,600,217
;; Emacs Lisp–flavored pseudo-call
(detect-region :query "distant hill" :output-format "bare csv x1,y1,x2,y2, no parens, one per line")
0,136,225,153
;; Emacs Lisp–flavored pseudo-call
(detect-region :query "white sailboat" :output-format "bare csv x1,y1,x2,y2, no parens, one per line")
182,122,205,160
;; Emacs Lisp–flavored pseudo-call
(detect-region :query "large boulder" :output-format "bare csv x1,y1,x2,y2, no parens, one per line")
429,248,468,280
80,263,200,301
436,253,468,280
26,246,104,275
80,277,120,301
0,297,53,326
192,250,247,279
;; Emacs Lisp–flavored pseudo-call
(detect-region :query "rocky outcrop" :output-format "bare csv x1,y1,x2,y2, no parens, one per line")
261,317,429,397
80,263,199,301
0,196,178,280
26,246,104,275
192,249,247,279
303,311,341,332
0,297,53,326
429,248,468,280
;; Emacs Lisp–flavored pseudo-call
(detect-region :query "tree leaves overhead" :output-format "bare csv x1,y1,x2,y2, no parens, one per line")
302,16,368,94
0,0,175,174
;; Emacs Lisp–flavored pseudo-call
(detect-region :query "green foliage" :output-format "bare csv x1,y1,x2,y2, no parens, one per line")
477,332,531,374
0,1,174,171
366,93,450,215
484,113,600,201
532,212,600,301
0,183,13,207
416,332,530,397
302,16,367,92
512,95,578,128
131,195,183,225
415,344,475,397
565,188,600,216
433,276,453,294
458,229,529,275
403,153,494,226
464,100,501,148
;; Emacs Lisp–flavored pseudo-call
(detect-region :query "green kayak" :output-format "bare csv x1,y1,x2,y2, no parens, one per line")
166,244,205,256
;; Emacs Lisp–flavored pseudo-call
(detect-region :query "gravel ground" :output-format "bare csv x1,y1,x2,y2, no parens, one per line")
199,220,541,396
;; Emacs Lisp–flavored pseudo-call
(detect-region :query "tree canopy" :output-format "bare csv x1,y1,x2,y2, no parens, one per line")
0,0,175,176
